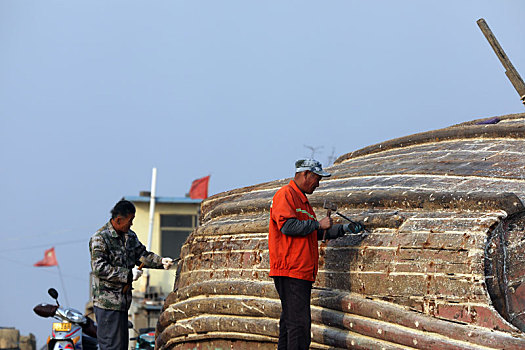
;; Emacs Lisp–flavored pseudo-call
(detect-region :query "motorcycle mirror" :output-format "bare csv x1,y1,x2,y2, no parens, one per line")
48,288,59,300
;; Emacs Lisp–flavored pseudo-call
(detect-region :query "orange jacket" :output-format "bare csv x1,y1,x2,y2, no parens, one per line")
269,180,319,282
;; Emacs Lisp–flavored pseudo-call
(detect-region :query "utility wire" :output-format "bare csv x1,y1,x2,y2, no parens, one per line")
2,228,74,242
0,239,88,253
0,254,88,283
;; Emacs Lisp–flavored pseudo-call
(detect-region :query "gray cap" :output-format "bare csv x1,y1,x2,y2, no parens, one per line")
295,159,331,177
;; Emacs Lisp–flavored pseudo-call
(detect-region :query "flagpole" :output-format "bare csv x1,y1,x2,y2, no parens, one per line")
56,264,70,307
145,167,157,293
34,247,70,305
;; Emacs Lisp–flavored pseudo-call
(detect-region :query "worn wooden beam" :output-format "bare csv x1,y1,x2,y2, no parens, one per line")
477,18,525,106
158,280,524,349
201,190,523,222
335,120,525,163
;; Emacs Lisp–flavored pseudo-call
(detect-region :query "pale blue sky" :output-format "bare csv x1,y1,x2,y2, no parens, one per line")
1,1,524,346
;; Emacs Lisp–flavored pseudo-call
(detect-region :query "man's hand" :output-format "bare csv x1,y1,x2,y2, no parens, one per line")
343,222,365,234
132,267,143,281
318,216,333,230
162,257,174,270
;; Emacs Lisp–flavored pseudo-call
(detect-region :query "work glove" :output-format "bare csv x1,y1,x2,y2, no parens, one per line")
162,257,174,270
132,267,143,281
343,222,365,234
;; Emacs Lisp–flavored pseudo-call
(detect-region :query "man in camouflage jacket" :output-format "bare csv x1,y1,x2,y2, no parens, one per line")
89,200,174,350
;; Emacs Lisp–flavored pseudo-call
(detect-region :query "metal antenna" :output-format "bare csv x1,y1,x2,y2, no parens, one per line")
304,145,323,159
326,147,336,166
477,18,525,107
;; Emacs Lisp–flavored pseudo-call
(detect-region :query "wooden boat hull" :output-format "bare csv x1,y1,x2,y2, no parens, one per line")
158,113,525,349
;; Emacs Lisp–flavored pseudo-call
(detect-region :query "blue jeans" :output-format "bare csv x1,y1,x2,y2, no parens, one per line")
273,276,313,350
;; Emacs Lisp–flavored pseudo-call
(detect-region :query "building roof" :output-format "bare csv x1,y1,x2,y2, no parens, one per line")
124,195,202,204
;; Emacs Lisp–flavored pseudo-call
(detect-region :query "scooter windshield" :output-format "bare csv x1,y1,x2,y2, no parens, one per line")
56,307,86,324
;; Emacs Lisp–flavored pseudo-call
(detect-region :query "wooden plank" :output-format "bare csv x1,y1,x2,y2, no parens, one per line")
477,18,525,103
316,271,487,299
202,189,523,222
329,231,486,250
321,247,484,275
161,280,524,349
159,299,497,350
168,339,277,350
335,122,525,163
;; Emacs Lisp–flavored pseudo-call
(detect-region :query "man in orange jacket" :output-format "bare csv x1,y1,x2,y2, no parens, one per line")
269,159,367,350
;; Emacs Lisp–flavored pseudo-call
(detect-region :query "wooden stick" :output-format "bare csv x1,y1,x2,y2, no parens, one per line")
321,209,331,243
477,18,525,106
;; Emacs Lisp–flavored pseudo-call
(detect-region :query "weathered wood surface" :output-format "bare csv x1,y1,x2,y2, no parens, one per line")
477,19,525,105
158,113,525,349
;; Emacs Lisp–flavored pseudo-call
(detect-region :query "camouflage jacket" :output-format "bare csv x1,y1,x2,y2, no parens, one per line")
89,221,163,311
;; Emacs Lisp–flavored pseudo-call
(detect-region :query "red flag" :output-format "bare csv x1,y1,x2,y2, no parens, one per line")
34,247,58,267
189,175,210,199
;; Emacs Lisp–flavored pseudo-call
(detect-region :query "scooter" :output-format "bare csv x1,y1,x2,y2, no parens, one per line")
131,327,155,350
33,288,98,350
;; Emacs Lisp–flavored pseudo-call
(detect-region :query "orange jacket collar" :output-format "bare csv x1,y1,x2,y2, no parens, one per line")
290,180,308,204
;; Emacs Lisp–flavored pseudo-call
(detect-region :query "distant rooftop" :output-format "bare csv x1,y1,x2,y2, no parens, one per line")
124,195,202,204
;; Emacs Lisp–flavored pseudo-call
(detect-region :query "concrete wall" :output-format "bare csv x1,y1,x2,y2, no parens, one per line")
132,201,200,296
0,329,35,350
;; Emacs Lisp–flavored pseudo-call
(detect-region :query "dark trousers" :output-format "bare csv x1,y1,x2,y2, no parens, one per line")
273,276,313,350
94,306,129,350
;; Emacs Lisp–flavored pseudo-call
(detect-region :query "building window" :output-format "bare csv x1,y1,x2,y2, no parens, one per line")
160,214,196,259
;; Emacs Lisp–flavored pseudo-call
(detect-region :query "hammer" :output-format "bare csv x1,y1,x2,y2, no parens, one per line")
321,201,335,242
323,200,360,226
122,256,146,293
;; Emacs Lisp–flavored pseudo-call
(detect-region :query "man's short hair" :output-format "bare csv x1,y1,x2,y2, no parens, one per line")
111,200,136,219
